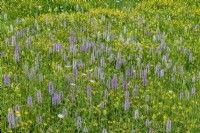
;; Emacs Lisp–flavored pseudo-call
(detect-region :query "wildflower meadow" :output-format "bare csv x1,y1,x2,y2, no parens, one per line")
1,1,200,133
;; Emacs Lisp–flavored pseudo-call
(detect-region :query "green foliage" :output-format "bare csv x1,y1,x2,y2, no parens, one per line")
1,0,200,132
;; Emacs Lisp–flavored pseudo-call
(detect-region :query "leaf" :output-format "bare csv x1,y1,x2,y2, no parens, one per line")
39,128,45,133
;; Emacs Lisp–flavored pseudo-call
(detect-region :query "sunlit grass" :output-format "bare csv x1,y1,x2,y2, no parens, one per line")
1,1,200,132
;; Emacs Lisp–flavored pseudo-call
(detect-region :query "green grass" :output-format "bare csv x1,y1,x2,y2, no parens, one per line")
1,1,200,132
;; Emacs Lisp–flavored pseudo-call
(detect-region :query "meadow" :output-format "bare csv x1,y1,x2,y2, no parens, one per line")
1,1,200,132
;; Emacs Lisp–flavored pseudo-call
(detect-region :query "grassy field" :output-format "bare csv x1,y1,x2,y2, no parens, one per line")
1,0,200,132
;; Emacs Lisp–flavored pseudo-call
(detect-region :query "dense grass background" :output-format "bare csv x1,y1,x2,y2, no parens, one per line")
1,1,200,133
